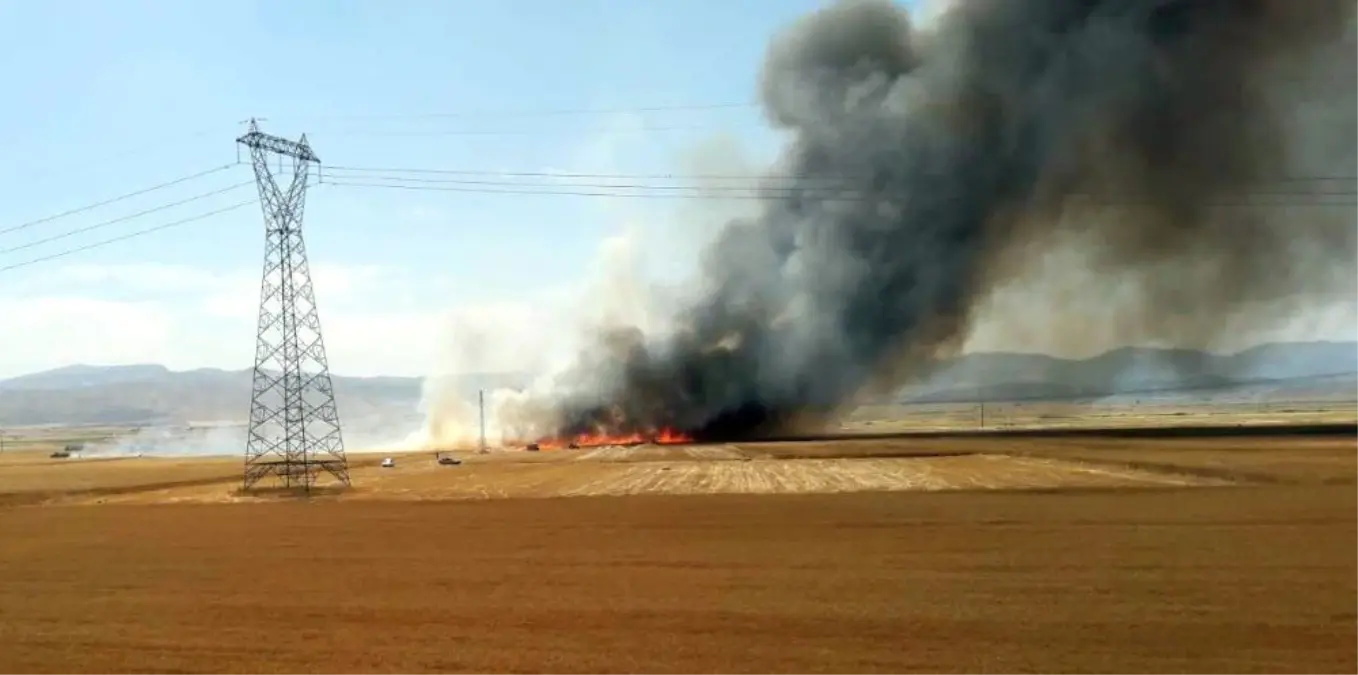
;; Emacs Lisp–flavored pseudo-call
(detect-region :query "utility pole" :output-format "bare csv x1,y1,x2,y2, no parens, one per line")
478,389,487,453
237,119,349,493
978,387,986,430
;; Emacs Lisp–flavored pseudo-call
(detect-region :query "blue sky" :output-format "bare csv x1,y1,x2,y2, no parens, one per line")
0,0,856,377
5,0,1352,380
0,0,1350,379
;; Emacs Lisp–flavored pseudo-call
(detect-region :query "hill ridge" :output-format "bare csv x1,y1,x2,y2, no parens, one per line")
0,341,1352,427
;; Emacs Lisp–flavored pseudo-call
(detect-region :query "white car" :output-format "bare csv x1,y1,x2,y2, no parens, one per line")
380,457,395,468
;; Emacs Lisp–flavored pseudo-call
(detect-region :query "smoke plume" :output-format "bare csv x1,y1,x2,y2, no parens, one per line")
505,0,1357,443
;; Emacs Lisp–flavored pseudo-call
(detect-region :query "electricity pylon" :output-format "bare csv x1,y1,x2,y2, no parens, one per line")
237,119,349,492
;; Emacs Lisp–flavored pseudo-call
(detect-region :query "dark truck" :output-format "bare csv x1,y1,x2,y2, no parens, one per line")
50,442,84,459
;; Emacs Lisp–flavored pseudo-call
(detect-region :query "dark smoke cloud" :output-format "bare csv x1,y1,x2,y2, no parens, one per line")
527,0,1357,442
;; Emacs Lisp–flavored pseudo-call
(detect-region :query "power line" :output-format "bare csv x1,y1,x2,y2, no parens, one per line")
322,164,818,182
317,163,1358,201
0,181,255,256
322,163,1358,187
324,172,835,193
273,101,758,123
321,176,1358,204
0,200,258,274
321,179,835,201
304,123,761,139
0,163,1348,276
0,165,237,238
329,172,1358,195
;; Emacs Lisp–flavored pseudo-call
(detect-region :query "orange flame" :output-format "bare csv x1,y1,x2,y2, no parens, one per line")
528,428,694,450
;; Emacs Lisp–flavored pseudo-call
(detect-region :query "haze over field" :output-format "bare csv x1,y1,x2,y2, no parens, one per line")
4,340,1352,457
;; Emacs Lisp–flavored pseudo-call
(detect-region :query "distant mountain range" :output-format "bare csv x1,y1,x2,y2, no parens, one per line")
896,340,1358,404
0,366,529,428
0,341,1352,427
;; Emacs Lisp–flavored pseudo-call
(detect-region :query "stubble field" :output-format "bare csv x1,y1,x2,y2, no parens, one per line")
0,404,1354,673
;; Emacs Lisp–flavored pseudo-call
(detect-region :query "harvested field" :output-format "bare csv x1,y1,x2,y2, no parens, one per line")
0,451,391,507
0,455,239,506
15,429,1343,506
0,426,1354,672
14,449,1224,504
0,486,1353,673
840,399,1356,433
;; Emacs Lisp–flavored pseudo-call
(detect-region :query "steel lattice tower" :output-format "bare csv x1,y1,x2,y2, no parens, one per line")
238,120,350,492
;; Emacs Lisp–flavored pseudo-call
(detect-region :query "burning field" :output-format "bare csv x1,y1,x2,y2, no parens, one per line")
416,0,1356,454
523,428,694,451
2,0,1355,671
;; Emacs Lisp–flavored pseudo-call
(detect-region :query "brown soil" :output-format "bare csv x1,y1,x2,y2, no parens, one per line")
0,431,1353,673
0,496,1353,673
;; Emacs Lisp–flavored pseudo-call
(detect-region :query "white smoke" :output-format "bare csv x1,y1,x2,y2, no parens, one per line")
410,126,770,448
410,227,680,449
79,418,419,459
80,424,245,458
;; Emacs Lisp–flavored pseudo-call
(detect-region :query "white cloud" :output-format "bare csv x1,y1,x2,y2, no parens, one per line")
58,262,225,291
0,254,620,380
0,261,460,378
0,295,177,376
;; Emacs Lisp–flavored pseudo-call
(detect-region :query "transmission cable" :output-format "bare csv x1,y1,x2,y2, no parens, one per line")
324,172,844,193
321,177,1358,205
321,179,842,201
273,101,758,123
308,123,764,139
0,164,237,237
0,181,256,255
321,164,840,184
0,200,259,274
322,164,1358,191
327,169,1358,196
